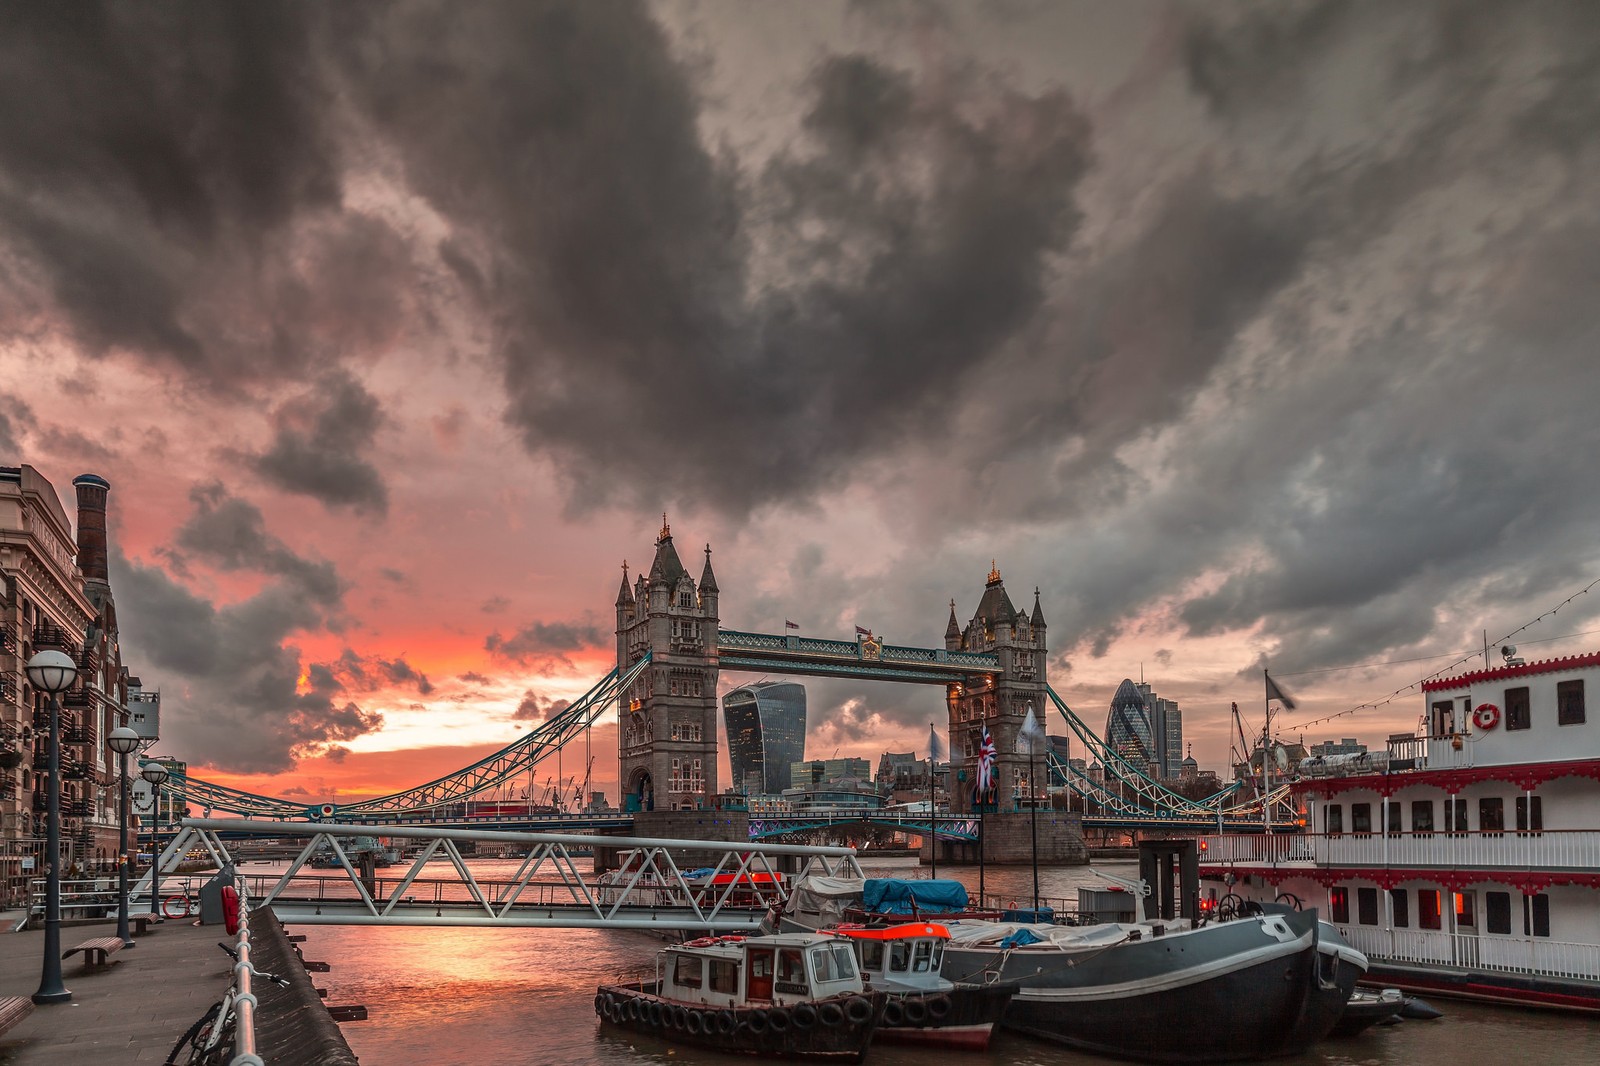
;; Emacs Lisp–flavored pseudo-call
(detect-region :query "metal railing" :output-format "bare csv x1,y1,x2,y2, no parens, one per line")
1199,829,1600,870
229,878,263,1066
1336,923,1600,982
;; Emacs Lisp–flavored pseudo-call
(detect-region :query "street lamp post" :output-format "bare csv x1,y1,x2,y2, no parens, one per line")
26,649,79,1005
107,726,141,948
140,761,170,921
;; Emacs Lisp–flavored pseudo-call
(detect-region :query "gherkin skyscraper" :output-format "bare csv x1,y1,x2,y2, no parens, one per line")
1105,678,1155,775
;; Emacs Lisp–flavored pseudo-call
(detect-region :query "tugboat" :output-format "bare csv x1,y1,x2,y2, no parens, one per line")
831,923,1012,1050
596,932,885,1062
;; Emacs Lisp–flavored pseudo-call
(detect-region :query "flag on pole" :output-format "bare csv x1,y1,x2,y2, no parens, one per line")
785,620,799,629
1265,672,1296,710
976,724,996,794
926,723,947,764
855,625,872,637
1018,706,1046,752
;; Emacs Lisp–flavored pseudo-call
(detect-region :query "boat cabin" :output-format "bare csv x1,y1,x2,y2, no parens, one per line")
833,923,950,992
659,933,866,1009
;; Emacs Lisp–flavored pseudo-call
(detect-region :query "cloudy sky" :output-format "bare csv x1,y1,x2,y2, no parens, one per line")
4,1,1598,805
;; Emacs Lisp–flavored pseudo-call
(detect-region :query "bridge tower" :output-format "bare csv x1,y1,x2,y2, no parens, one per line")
616,516,720,812
946,564,1048,814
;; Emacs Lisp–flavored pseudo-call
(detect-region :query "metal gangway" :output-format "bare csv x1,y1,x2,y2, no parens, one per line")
137,819,863,932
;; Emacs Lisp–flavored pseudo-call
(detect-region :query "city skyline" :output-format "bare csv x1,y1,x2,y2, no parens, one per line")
2,3,1598,804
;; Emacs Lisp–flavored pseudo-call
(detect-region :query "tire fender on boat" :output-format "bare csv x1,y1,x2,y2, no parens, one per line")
792,1003,818,1029
926,994,951,1021
649,1002,665,1027
672,1005,690,1029
593,993,607,1015
882,999,905,1026
845,996,875,1025
715,1009,737,1034
745,1008,770,1034
902,997,929,1025
685,1010,705,1035
819,1001,845,1027
768,1007,791,1032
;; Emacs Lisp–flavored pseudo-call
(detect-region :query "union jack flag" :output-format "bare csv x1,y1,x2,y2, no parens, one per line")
976,724,996,796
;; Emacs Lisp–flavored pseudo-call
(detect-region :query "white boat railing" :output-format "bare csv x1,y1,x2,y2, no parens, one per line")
1335,924,1600,982
1200,829,1600,872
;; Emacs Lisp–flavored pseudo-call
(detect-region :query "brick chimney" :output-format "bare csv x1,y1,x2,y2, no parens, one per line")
72,473,111,587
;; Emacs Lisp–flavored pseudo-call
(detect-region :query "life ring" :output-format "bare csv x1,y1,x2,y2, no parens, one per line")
818,1000,845,1027
845,996,875,1025
926,994,951,1020
791,1003,817,1029
1473,703,1501,730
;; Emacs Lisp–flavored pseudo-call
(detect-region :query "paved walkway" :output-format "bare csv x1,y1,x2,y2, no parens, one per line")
0,918,233,1064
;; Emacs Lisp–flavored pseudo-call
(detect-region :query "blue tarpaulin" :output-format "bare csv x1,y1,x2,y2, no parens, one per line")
999,928,1045,948
862,878,969,915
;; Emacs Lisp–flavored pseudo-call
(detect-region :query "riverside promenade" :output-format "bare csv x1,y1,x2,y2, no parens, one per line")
0,916,244,1064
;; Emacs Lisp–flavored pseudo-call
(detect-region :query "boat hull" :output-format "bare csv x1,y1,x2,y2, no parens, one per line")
943,911,1326,1063
876,984,1012,1050
596,981,883,1062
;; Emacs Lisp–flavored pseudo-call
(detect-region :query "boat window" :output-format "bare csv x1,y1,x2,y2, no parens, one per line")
1351,803,1372,835
1329,887,1350,924
674,954,703,988
709,959,738,994
1485,892,1511,935
1389,889,1409,928
777,948,807,990
912,940,933,973
930,942,944,969
1524,894,1550,938
1418,890,1442,930
1411,800,1434,834
1505,686,1531,731
858,941,885,972
888,941,911,972
1454,892,1475,929
811,947,837,983
1385,802,1402,835
1516,796,1543,835
830,945,857,981
1448,798,1469,835
1325,804,1342,835
1557,680,1585,726
1357,887,1378,926
1479,797,1505,836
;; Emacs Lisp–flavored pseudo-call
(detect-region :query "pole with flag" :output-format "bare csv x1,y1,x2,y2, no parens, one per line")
926,722,946,878
785,620,799,630
975,722,996,906
1019,704,1047,913
1263,671,1296,830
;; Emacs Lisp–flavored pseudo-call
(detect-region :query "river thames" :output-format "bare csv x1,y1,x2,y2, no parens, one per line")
279,857,1595,1065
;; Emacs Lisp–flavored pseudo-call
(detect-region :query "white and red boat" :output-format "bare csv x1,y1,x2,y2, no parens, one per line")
830,922,1012,1050
1200,649,1600,1011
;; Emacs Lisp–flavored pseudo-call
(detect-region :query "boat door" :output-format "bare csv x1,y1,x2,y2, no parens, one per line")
747,947,775,1001
1452,891,1481,967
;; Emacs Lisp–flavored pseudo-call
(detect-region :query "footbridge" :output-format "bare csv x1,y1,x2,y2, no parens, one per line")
137,819,862,931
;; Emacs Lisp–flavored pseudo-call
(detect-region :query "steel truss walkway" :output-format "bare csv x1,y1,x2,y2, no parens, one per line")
136,819,863,931
716,629,998,684
749,810,979,841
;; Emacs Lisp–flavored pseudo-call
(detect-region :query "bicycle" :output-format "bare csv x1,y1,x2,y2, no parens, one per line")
159,877,203,920
164,943,288,1065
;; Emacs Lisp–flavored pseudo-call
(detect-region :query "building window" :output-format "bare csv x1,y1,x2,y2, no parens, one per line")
1325,804,1343,835
1419,890,1442,930
1411,800,1435,834
1479,797,1505,835
1389,888,1409,929
1357,887,1379,926
1351,803,1372,835
1516,795,1543,835
1485,892,1511,935
1386,801,1402,835
1505,686,1531,731
1524,894,1551,938
1557,680,1585,725
1329,887,1350,924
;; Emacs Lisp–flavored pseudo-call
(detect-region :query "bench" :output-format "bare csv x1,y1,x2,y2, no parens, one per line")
0,996,36,1039
131,915,154,937
62,936,125,969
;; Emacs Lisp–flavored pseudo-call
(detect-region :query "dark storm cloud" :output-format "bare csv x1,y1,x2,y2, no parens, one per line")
172,483,342,604
313,648,436,697
512,692,571,723
250,370,389,515
336,2,1093,511
0,396,34,455
108,547,382,773
485,619,609,667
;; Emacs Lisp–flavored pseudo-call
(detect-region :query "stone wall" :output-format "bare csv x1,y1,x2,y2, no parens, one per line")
593,808,752,872
924,810,1087,866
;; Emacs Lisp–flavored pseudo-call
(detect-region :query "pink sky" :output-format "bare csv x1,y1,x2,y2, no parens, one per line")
3,2,1598,805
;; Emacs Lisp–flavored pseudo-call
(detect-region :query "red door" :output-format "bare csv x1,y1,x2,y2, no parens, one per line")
747,948,774,1001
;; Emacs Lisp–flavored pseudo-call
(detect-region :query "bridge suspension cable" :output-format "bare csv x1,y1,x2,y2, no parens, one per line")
171,655,652,820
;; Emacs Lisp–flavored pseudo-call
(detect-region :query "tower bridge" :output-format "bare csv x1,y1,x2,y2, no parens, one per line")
167,518,1298,847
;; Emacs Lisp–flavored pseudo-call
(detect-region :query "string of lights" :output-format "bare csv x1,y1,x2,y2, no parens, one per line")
1279,576,1600,731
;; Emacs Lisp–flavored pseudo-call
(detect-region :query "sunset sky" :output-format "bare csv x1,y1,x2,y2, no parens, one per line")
3,1,1598,806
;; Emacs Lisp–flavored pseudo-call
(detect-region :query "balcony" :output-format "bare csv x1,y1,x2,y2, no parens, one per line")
30,623,79,656
61,689,92,709
1200,829,1600,876
62,720,97,748
1336,924,1600,983
0,621,16,654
